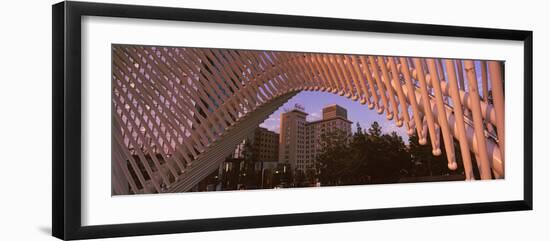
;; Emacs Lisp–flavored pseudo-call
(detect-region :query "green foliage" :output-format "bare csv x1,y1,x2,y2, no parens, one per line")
316,121,466,186
316,129,355,185
408,132,466,178
218,122,469,191
368,121,382,137
317,121,411,185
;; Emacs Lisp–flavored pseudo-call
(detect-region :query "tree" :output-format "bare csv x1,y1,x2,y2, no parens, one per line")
305,168,317,186
239,139,260,188
315,121,469,187
365,127,410,184
368,121,382,137
355,122,363,135
317,122,411,185
316,129,353,185
407,132,467,179
293,169,306,187
347,123,370,184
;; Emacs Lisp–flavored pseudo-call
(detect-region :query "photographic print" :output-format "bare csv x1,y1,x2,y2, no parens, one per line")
53,2,531,239
111,45,505,195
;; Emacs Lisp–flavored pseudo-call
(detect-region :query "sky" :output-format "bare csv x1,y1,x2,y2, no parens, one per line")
259,90,411,143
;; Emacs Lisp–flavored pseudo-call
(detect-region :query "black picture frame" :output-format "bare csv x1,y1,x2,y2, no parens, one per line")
52,1,533,240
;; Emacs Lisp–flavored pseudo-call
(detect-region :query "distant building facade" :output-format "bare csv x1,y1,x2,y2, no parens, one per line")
254,127,280,163
279,104,352,172
231,127,279,163
279,107,309,171
215,127,280,190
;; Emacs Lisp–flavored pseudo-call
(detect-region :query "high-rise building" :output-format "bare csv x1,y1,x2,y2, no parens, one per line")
278,107,308,170
230,127,279,163
254,127,280,163
322,104,348,120
211,127,280,190
279,104,352,172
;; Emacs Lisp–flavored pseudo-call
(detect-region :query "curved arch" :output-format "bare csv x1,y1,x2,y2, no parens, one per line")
111,45,505,194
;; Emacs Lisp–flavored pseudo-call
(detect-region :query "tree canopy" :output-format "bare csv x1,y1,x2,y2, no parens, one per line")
316,121,467,186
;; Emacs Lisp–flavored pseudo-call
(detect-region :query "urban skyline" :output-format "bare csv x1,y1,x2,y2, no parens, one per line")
260,91,410,142
278,104,352,172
